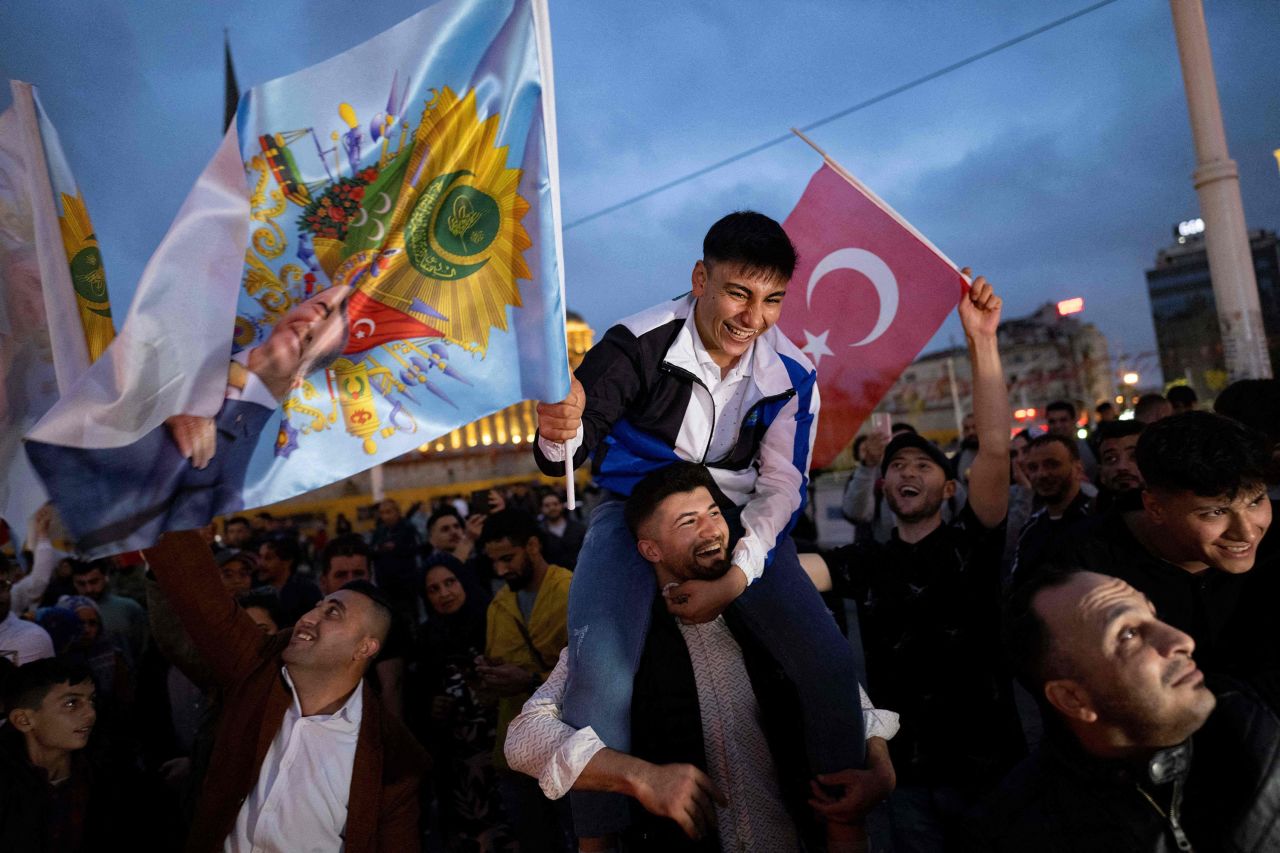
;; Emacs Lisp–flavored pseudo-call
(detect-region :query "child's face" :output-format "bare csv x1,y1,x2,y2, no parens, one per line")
17,681,97,752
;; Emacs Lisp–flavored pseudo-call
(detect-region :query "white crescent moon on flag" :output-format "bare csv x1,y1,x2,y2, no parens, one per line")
368,220,386,243
374,192,392,214
351,207,368,227
806,247,899,347
353,318,376,339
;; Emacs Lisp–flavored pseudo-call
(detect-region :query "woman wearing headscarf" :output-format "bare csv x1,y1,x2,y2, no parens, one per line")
56,594,132,707
408,551,514,852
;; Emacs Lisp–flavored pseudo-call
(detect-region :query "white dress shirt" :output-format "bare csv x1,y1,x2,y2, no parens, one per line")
507,636,899,853
225,669,363,853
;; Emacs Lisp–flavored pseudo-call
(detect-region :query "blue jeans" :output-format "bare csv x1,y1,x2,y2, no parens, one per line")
562,498,867,836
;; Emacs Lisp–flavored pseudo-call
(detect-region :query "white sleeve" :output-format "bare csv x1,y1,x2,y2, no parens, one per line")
11,541,56,616
504,649,607,800
858,682,900,742
536,424,584,464
734,380,819,583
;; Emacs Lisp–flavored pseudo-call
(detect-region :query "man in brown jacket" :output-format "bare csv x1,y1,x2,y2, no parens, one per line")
145,530,427,852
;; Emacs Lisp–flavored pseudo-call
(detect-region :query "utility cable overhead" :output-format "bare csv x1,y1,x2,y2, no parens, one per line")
564,0,1124,231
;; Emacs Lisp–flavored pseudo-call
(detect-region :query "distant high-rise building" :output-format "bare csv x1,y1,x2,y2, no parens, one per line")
1144,222,1279,398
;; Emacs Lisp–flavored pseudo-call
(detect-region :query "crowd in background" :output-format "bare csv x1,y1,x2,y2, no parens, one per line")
1,375,1278,852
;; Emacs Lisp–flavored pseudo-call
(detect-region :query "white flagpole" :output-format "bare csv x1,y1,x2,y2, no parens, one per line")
563,453,575,511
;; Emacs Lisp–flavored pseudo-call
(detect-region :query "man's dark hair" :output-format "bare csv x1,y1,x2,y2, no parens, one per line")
2,658,94,713
1045,400,1076,418
1095,401,1115,416
891,422,917,435
1134,393,1169,421
255,512,274,522
319,534,372,577
71,560,106,578
624,463,720,538
1136,411,1269,499
1095,419,1145,445
702,211,797,282
337,579,394,648
260,535,299,568
1215,378,1280,444
426,506,464,533
1003,566,1085,693
237,589,284,627
1028,433,1080,460
477,509,545,551
225,516,251,531
1166,385,1197,408
852,435,869,462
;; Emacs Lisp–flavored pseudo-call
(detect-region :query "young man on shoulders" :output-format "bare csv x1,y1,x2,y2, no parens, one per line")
534,212,867,839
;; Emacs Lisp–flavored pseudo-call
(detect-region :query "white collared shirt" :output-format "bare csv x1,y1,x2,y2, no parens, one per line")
225,669,363,853
507,644,898,853
226,350,280,408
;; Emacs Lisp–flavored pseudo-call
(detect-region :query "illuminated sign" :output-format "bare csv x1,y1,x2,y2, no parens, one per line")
1056,297,1084,316
1174,218,1205,242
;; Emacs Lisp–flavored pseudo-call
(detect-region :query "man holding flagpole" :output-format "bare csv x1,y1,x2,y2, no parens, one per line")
534,211,872,847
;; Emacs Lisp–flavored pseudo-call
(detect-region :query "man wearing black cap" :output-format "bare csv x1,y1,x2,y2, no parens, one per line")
827,279,1026,850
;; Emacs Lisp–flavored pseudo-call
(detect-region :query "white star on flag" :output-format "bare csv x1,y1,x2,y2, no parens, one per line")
801,329,833,367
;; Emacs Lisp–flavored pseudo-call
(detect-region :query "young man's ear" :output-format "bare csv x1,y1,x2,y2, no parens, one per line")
691,260,708,296
1044,679,1097,724
8,708,34,734
635,538,661,565
943,479,958,501
1142,489,1164,524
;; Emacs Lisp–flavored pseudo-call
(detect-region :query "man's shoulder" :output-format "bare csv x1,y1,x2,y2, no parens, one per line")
759,326,815,376
613,295,692,338
542,565,573,598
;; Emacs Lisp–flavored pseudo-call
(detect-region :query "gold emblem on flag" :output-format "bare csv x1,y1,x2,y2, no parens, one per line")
57,192,114,362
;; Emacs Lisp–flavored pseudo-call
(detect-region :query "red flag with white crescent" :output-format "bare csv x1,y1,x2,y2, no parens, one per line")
779,163,963,469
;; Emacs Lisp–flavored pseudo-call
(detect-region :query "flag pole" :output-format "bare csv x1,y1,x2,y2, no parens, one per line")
790,128,963,276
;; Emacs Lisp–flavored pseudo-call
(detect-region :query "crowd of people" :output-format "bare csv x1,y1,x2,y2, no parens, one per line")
0,210,1278,852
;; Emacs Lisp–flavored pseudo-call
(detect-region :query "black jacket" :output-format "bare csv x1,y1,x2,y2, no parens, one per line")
966,684,1280,852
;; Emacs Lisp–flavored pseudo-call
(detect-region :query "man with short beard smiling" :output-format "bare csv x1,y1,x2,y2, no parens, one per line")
970,568,1280,850
826,278,1027,848
506,463,899,852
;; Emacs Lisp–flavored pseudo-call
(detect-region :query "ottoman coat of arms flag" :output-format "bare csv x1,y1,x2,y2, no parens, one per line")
0,81,116,547
25,0,571,559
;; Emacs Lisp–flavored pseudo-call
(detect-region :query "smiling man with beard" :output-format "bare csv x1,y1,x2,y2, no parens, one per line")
826,278,1028,851
506,463,900,852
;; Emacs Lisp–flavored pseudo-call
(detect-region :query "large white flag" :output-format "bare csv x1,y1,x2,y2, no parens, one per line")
0,81,114,541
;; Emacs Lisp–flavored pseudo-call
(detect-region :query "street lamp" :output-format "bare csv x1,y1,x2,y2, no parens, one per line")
1122,371,1140,386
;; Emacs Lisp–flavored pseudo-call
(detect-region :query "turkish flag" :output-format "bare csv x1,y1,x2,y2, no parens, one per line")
343,289,444,355
780,164,962,469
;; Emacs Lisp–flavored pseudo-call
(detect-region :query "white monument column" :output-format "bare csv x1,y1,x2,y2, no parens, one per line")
1169,0,1272,379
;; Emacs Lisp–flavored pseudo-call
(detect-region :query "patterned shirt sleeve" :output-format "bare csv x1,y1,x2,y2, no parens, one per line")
503,649,607,799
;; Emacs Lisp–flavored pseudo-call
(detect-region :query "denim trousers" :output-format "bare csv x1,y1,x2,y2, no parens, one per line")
561,498,867,836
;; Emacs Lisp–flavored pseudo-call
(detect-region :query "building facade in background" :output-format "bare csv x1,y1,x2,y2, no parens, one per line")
876,303,1112,442
1145,223,1280,399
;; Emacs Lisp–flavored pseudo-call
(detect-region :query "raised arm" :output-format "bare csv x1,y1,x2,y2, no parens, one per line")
11,506,55,615
958,271,1009,529
143,530,272,688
